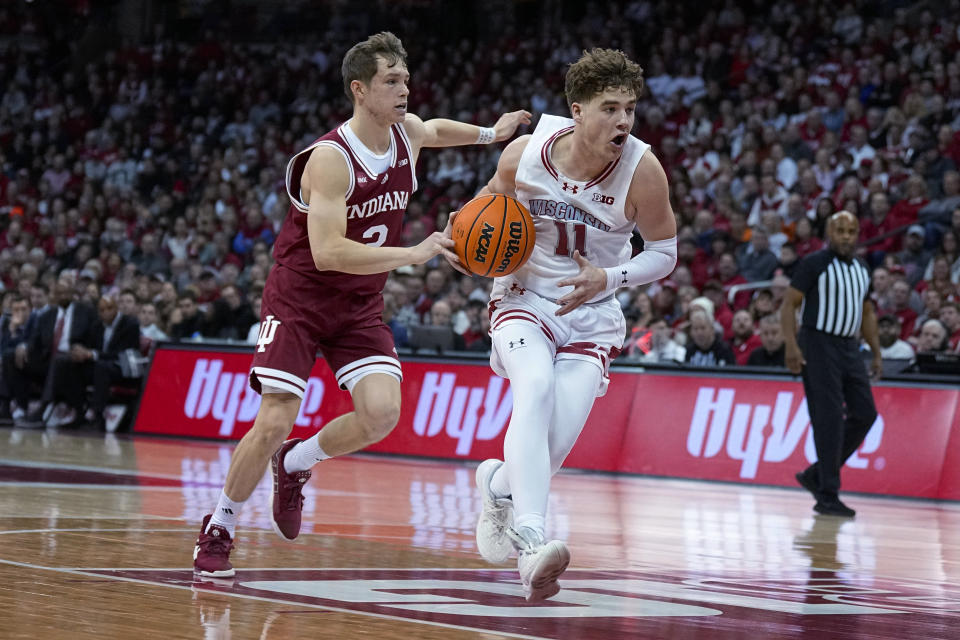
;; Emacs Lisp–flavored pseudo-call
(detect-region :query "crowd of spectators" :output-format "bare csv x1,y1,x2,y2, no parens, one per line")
1,0,959,427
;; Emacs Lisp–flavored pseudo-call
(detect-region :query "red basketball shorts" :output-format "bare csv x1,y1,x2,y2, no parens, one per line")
249,265,401,398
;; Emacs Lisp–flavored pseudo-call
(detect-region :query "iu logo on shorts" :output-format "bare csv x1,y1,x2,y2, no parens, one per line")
257,315,281,353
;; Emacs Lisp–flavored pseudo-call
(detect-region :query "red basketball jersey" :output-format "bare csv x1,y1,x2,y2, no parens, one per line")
273,121,418,296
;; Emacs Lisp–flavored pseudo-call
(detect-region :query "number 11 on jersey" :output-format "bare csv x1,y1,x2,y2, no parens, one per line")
554,221,586,257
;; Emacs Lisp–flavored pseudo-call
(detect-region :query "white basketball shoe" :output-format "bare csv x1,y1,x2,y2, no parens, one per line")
508,526,571,602
475,459,514,564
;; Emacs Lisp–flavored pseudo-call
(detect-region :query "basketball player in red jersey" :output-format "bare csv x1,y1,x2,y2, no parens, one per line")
193,32,530,577
468,49,677,601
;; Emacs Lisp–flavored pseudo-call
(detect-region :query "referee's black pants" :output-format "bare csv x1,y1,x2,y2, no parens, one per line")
797,328,878,499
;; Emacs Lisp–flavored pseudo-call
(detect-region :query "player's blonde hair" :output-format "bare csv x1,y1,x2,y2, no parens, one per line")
565,48,644,107
342,32,408,103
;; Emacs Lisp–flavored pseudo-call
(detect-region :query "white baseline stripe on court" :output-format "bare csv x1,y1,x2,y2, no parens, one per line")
0,558,552,640
0,458,186,481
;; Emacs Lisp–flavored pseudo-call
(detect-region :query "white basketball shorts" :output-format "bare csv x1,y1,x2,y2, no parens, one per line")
488,277,626,397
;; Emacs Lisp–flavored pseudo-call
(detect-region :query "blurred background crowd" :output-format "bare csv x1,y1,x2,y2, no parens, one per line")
1,0,959,427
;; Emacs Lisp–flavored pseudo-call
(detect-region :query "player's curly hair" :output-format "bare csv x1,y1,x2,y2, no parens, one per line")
342,32,408,103
565,48,645,107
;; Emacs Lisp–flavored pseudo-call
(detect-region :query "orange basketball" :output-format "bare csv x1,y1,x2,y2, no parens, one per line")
451,194,535,277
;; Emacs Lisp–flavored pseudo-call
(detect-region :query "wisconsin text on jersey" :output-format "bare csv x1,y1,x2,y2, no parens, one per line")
346,190,410,219
527,198,612,231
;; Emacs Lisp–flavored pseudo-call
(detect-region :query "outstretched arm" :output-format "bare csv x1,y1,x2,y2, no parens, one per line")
404,110,531,150
474,135,530,199
304,147,452,274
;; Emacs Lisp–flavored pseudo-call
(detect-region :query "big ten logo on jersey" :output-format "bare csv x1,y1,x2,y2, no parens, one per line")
183,359,326,436
592,192,615,205
686,387,884,479
413,372,512,455
257,315,281,353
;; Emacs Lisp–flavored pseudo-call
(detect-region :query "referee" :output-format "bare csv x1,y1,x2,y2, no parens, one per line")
781,211,882,518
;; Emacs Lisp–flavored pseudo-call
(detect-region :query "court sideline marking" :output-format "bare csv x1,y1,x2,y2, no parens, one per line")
0,557,550,640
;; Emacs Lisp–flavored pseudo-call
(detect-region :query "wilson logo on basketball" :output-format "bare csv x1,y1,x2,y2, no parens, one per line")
494,221,524,274
686,387,884,479
412,371,512,455
473,222,495,264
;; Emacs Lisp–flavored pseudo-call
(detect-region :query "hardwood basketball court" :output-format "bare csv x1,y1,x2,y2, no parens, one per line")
1,427,957,639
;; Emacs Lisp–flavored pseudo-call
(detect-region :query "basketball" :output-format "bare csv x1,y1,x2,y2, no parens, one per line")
451,194,535,277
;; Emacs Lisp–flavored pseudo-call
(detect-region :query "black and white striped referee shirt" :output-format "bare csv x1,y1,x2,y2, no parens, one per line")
790,249,871,338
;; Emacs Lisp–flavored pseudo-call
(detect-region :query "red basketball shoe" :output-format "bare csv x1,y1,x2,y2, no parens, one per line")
270,439,312,541
193,515,235,578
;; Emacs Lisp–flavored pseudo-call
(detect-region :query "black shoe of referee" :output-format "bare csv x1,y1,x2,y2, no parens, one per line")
795,470,819,499
814,497,856,518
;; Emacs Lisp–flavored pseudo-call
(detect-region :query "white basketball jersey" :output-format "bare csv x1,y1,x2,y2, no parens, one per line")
501,114,649,303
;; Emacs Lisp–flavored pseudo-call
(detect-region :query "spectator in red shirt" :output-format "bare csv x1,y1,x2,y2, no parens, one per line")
676,237,711,289
871,266,894,312
889,174,929,227
890,278,918,339
730,309,762,365
701,279,734,340
637,106,669,154
915,254,958,301
939,302,960,351
859,192,903,262
717,251,751,310
414,268,447,323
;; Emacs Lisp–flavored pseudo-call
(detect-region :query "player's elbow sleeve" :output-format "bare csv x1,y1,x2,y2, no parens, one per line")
602,237,677,291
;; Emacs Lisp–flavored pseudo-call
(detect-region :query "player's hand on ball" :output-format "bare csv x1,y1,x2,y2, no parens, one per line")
441,210,471,276
555,251,607,316
411,231,455,265
493,110,532,142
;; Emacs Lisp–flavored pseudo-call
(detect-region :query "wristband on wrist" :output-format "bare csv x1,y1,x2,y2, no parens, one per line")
476,127,496,144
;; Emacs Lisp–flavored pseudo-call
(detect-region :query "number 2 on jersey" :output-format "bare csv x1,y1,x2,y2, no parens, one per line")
363,224,388,247
554,221,586,257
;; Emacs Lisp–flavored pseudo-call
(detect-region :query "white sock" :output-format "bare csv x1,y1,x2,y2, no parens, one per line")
207,490,245,537
283,434,331,472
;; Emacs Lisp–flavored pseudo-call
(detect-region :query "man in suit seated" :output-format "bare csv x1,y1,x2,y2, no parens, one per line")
81,295,141,429
25,279,102,427
0,293,35,420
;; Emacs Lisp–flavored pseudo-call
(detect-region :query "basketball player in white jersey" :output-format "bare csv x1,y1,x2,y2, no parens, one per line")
468,49,677,601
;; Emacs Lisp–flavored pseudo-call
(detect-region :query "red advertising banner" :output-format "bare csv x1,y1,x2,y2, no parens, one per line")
135,347,355,439
938,402,960,501
134,346,959,500
620,376,956,498
365,362,637,469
